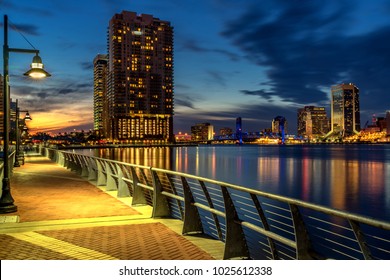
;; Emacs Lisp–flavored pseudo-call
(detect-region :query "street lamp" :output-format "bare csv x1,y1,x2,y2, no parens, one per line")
13,99,32,167
0,15,51,213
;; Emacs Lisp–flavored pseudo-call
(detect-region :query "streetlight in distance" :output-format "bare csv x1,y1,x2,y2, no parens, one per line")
13,99,33,167
0,15,51,213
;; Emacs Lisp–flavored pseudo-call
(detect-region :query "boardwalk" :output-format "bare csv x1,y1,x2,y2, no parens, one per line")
0,153,224,260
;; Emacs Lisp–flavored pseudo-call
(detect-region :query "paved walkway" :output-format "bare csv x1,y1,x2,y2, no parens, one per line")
0,153,224,260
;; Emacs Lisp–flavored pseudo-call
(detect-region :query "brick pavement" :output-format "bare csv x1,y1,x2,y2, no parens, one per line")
0,153,220,260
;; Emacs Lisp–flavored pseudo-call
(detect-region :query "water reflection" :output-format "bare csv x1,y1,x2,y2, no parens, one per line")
83,147,173,169
75,144,390,221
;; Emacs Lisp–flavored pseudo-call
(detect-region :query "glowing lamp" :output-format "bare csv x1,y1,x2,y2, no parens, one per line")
23,54,51,78
24,111,32,121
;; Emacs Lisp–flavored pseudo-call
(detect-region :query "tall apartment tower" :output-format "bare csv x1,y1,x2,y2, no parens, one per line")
107,11,174,142
326,83,360,138
297,106,329,140
93,54,108,137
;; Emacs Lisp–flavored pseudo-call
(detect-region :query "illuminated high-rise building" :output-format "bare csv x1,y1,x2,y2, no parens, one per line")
106,11,174,142
93,54,108,137
326,83,360,138
297,106,329,139
191,123,214,141
272,116,287,134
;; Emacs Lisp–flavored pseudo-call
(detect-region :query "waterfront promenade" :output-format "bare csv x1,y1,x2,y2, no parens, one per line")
0,153,224,260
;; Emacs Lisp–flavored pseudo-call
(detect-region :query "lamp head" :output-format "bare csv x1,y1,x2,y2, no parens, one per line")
24,112,32,121
23,54,51,78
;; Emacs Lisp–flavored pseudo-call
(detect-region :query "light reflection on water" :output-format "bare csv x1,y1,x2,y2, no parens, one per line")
76,144,390,221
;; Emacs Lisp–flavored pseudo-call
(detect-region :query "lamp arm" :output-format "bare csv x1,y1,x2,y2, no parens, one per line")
8,48,39,55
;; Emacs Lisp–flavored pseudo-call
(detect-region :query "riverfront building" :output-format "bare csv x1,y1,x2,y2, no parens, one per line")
105,11,174,142
297,106,329,140
272,116,287,135
326,83,360,138
191,123,214,141
93,54,108,137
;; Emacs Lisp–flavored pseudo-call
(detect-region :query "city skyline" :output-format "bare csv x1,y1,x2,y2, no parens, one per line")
1,0,390,135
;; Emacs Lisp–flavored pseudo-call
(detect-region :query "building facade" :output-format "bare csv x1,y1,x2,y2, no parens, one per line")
191,123,214,141
297,106,329,140
106,11,174,143
93,54,108,137
272,116,287,135
326,83,360,138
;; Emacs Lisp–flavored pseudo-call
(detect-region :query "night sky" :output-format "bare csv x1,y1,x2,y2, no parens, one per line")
1,0,390,135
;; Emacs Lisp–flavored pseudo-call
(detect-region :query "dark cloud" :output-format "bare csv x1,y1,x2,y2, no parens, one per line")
37,92,48,99
207,70,227,87
10,23,40,36
1,1,52,16
58,88,74,95
220,1,390,118
180,39,241,61
175,95,197,109
58,82,91,95
241,89,274,101
80,61,93,71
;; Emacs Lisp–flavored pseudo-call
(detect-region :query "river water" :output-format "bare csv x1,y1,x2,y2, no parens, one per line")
75,144,390,222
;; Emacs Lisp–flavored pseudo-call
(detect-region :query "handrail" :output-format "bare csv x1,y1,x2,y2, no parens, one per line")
152,167,390,230
42,147,390,260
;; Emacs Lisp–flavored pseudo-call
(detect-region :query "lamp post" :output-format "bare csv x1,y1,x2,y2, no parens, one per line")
14,99,32,167
0,15,50,213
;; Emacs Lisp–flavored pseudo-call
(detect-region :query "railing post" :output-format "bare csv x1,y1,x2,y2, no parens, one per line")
130,167,147,205
221,187,250,260
349,220,372,260
69,154,81,174
58,152,65,167
199,180,223,240
63,153,70,169
87,158,97,182
96,160,107,186
181,176,203,235
80,156,89,178
105,162,118,191
65,154,73,170
289,204,314,260
250,193,279,260
117,165,130,197
151,169,170,218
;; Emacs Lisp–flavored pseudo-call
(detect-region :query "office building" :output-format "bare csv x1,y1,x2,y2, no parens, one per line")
272,116,287,135
386,111,390,136
191,123,214,141
106,11,174,142
326,83,360,138
297,106,329,139
219,127,233,136
93,54,108,137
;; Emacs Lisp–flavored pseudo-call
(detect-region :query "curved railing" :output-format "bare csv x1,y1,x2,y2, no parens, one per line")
42,147,390,260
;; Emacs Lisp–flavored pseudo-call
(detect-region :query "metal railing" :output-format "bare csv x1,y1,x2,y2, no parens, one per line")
42,147,390,260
